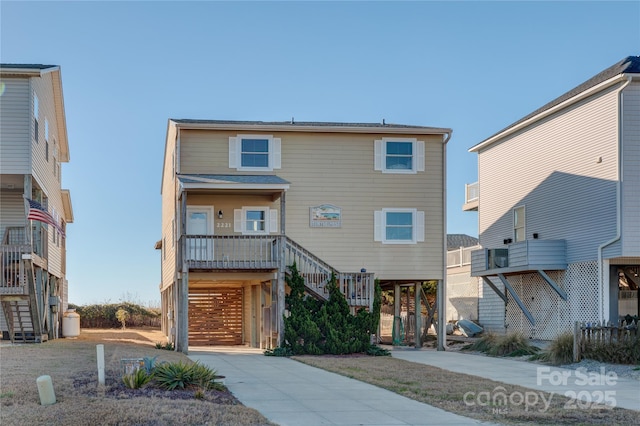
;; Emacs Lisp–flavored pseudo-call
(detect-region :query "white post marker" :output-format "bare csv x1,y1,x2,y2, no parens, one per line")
36,375,56,405
96,344,105,385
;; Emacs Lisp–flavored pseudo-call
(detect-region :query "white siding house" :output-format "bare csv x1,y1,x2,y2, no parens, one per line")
0,64,73,342
465,56,640,339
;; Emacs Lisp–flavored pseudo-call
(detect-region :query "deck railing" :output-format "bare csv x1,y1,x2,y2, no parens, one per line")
446,245,480,268
284,237,374,308
465,182,479,203
180,235,283,269
0,245,30,294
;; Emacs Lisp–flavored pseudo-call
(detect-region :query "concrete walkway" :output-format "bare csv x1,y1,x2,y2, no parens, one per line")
189,346,499,426
391,349,640,412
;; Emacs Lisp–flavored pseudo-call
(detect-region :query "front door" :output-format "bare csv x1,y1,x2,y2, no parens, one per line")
186,207,214,261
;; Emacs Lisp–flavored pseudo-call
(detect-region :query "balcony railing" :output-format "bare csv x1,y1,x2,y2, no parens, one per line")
180,235,283,270
471,239,567,276
463,182,479,211
446,245,480,268
0,245,30,295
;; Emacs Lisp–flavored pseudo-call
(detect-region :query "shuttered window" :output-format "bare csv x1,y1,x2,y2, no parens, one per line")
374,208,424,244
374,138,424,173
234,207,278,235
229,135,281,171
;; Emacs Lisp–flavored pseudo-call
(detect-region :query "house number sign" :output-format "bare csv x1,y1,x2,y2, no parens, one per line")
310,204,342,228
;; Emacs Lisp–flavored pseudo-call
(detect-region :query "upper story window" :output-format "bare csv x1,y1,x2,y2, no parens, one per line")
374,208,425,244
33,93,39,142
374,138,425,173
229,135,281,171
513,206,525,242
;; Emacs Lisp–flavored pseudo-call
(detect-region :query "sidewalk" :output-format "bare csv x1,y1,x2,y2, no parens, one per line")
390,348,640,411
189,346,500,426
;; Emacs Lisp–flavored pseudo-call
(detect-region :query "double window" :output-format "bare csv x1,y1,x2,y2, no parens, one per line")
229,135,281,171
374,208,425,244
374,138,425,173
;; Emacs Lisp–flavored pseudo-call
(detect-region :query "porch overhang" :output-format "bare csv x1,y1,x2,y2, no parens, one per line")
178,174,290,200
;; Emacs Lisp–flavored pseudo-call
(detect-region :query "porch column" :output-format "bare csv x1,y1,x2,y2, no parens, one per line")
177,193,189,353
393,284,400,345
280,191,286,234
415,282,421,348
278,191,286,346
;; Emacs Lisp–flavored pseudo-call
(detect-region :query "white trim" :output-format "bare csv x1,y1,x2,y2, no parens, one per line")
377,208,421,244
233,134,281,171
186,206,215,235
239,206,270,235
378,138,419,174
513,205,526,243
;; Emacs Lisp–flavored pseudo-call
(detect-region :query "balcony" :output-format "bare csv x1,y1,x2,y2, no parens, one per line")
471,239,567,277
180,235,283,270
462,182,478,211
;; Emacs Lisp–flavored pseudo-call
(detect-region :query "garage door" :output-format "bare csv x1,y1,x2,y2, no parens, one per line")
188,288,243,345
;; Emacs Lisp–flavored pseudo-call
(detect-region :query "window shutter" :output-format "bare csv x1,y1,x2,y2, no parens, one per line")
374,140,383,171
234,209,242,233
229,137,238,168
374,210,383,241
272,138,281,169
416,141,425,172
269,209,278,233
416,211,425,242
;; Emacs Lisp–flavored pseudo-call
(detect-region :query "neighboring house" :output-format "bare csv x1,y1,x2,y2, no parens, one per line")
159,119,451,352
464,56,640,340
446,234,479,322
0,64,73,342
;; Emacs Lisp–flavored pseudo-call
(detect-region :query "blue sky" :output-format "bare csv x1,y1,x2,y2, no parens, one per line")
2,1,638,306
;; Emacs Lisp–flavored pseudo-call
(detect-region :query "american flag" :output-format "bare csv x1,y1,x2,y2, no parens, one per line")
26,198,64,236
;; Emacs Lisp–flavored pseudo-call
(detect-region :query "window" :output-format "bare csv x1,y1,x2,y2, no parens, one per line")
45,118,49,142
229,135,281,171
375,138,424,173
45,141,49,162
234,207,278,235
513,206,525,242
374,208,425,244
33,94,39,142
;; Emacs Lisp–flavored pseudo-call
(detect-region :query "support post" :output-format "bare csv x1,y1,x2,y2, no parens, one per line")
498,273,535,326
573,321,581,362
177,193,189,353
393,284,400,345
414,282,421,348
437,278,446,351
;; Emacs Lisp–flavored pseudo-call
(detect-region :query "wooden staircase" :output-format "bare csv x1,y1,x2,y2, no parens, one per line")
0,299,44,343
284,237,375,309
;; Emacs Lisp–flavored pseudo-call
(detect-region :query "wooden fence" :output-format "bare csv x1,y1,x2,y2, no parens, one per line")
573,319,639,362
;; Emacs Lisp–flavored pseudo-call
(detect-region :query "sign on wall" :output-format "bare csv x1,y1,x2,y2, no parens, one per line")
310,204,342,228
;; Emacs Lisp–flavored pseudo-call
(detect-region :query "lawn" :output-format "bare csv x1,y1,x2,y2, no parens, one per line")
0,328,274,426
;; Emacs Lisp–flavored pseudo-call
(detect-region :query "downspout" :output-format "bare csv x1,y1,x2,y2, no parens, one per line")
438,130,452,351
597,76,631,324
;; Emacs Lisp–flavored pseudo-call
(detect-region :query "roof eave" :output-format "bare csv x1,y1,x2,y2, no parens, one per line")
170,120,451,136
469,73,631,153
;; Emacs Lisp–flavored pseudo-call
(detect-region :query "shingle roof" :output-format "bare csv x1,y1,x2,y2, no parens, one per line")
476,56,640,147
447,234,479,250
171,119,451,133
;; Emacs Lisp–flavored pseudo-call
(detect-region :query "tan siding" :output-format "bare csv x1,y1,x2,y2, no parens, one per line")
622,82,640,255
178,128,445,280
0,78,31,173
478,85,620,263
160,125,177,290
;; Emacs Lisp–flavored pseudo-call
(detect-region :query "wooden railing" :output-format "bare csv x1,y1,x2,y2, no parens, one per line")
0,245,30,295
465,182,479,203
180,235,283,270
573,320,639,362
284,237,374,308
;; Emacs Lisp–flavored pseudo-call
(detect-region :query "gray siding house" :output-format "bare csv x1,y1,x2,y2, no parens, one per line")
0,64,73,342
464,56,640,339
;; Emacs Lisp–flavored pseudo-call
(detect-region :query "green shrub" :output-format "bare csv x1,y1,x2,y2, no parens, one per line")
463,332,539,357
281,263,382,356
583,336,640,364
533,332,574,365
122,368,151,389
366,345,391,356
152,361,223,391
155,342,174,351
264,347,293,357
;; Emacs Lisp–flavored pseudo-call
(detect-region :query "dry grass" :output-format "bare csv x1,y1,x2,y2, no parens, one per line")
294,355,640,426
0,328,274,426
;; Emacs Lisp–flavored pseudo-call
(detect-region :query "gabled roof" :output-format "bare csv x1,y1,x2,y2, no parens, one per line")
471,56,640,152
170,119,452,136
447,234,479,251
